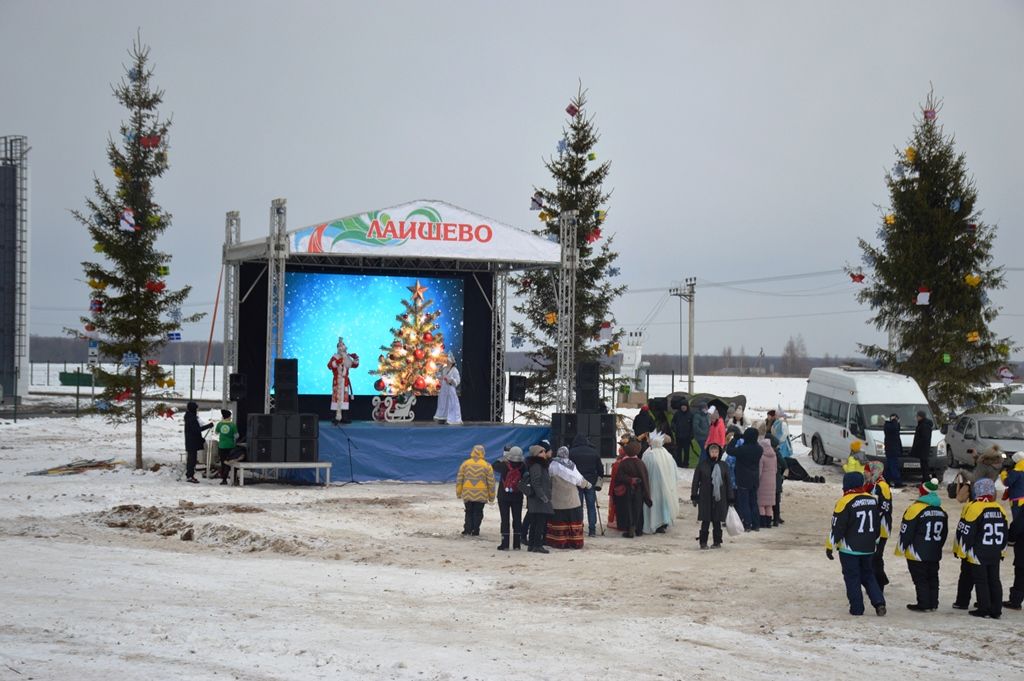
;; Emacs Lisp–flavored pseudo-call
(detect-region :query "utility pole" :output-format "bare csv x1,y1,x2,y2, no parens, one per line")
670,277,697,395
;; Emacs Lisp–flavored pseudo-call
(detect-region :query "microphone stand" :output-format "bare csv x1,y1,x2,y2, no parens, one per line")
336,424,361,486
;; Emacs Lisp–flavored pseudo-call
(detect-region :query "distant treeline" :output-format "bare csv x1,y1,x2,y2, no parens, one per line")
30,335,223,365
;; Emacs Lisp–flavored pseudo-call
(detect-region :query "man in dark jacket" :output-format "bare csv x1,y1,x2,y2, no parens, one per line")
611,438,652,538
728,427,763,532
525,445,554,554
183,401,213,483
671,398,694,468
910,411,933,480
633,404,655,438
568,433,603,537
883,413,904,488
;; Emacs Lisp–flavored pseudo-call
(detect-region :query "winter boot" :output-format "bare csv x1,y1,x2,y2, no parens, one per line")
497,534,509,551
512,534,521,550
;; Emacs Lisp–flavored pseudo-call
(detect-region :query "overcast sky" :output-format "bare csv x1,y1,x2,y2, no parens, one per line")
4,0,1023,359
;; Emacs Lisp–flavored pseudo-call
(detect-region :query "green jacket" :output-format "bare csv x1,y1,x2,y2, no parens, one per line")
216,420,237,449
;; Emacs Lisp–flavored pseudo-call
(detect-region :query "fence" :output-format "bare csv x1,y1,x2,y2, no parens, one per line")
29,361,224,401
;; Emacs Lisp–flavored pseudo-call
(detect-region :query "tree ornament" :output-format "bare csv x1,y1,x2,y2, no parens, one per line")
964,273,982,287
565,102,579,117
114,388,133,402
510,335,524,348
892,163,906,180
128,68,140,82
88,279,106,290
119,208,137,232
413,348,425,361
413,376,426,391
950,198,961,212
154,151,167,165
84,322,96,332
90,299,103,312
169,308,182,323
915,286,931,305
595,210,606,222
966,331,981,343
607,267,620,277
544,311,558,325
557,139,568,153
530,192,544,210
146,215,160,227
93,243,105,253
139,135,161,148
924,109,936,121
423,332,433,343
408,280,427,300
586,228,602,244
167,332,182,341
538,210,550,221
884,213,895,226
606,342,621,357
942,353,951,364
145,280,166,293
904,147,917,164
121,352,140,367
374,378,386,392
850,272,865,283
156,265,170,276
146,359,158,366
966,223,978,233
588,152,597,161
998,366,1016,385
114,166,125,179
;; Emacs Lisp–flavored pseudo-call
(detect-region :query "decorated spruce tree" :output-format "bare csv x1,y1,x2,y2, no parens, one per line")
853,90,1011,417
75,41,200,468
510,86,625,416
371,280,450,395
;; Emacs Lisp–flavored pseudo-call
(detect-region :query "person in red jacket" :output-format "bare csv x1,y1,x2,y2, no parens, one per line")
705,406,726,450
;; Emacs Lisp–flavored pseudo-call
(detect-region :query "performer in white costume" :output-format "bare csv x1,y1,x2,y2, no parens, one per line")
327,336,359,424
433,357,462,425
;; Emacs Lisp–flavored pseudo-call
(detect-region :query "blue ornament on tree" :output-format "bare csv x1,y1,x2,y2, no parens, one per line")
510,335,525,348
607,267,620,277
128,68,140,82
557,139,568,154
875,227,887,240
950,198,961,212
892,163,906,180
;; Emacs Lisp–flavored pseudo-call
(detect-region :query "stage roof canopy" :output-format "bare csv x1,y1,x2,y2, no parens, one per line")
224,199,561,271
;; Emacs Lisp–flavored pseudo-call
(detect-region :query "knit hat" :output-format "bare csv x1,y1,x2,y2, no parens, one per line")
842,472,865,491
706,443,721,457
849,440,863,453
973,477,996,499
863,461,884,485
538,439,552,452
1014,452,1024,464
624,439,642,457
918,478,940,497
505,446,524,463
528,444,546,458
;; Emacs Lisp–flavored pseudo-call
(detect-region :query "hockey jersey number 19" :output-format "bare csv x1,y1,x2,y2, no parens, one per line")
895,501,948,562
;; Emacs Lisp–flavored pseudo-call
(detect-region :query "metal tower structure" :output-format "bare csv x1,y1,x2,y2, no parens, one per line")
553,210,578,414
264,199,288,412
221,211,241,406
0,136,29,416
489,270,508,421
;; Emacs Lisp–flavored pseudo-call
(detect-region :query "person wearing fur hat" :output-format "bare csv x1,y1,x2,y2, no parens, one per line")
492,445,526,550
843,440,868,474
607,434,632,530
952,477,1011,618
864,462,893,591
611,437,651,538
895,478,948,612
455,445,496,536
691,442,733,549
183,401,213,483
546,446,592,549
727,427,763,532
642,431,680,534
972,445,1006,484
524,444,554,553
826,471,887,616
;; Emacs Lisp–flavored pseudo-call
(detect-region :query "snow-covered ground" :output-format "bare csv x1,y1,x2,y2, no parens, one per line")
1,377,1021,681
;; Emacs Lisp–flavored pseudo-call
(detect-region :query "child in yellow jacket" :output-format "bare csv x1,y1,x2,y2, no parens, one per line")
843,440,867,474
456,444,496,536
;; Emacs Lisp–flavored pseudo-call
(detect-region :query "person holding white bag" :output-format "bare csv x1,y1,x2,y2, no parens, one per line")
691,442,735,549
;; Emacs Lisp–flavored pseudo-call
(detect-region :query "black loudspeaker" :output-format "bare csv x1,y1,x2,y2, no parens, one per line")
229,373,247,401
286,413,319,438
508,375,527,402
286,438,318,463
250,437,285,463
553,412,616,456
551,413,577,448
274,358,298,388
576,361,601,413
274,389,298,414
248,414,287,440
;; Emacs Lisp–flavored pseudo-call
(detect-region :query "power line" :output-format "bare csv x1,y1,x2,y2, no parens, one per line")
623,268,845,295
620,308,868,327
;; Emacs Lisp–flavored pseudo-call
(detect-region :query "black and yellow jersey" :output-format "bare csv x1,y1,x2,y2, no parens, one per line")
895,500,948,562
953,500,1010,565
874,480,893,539
826,492,880,555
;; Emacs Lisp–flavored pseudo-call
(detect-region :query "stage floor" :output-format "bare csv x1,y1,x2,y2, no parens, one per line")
316,421,551,483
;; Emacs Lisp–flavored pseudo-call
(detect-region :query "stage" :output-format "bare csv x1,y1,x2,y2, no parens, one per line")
313,421,551,483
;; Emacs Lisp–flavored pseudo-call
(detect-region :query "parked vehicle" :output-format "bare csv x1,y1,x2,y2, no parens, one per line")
943,412,1024,469
993,389,1024,417
801,367,948,479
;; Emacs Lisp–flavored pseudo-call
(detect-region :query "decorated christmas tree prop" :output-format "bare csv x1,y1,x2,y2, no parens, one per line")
852,89,1012,415
74,40,202,469
371,280,449,396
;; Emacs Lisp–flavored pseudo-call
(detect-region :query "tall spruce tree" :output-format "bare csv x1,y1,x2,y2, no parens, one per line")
510,87,625,417
854,90,1011,417
75,41,200,468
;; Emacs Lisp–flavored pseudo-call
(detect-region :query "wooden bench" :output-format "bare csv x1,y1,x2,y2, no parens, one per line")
227,461,332,486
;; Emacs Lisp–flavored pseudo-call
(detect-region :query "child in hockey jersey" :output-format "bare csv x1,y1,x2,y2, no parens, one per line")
895,478,948,612
826,472,886,616
953,477,1010,619
864,462,893,591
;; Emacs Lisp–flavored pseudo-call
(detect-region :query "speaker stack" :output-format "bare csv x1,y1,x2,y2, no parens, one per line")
247,413,318,463
229,373,247,402
273,358,299,414
551,361,615,457
575,361,600,413
508,375,527,402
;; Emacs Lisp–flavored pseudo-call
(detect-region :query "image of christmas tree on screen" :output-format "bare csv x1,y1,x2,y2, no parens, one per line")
372,280,449,395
